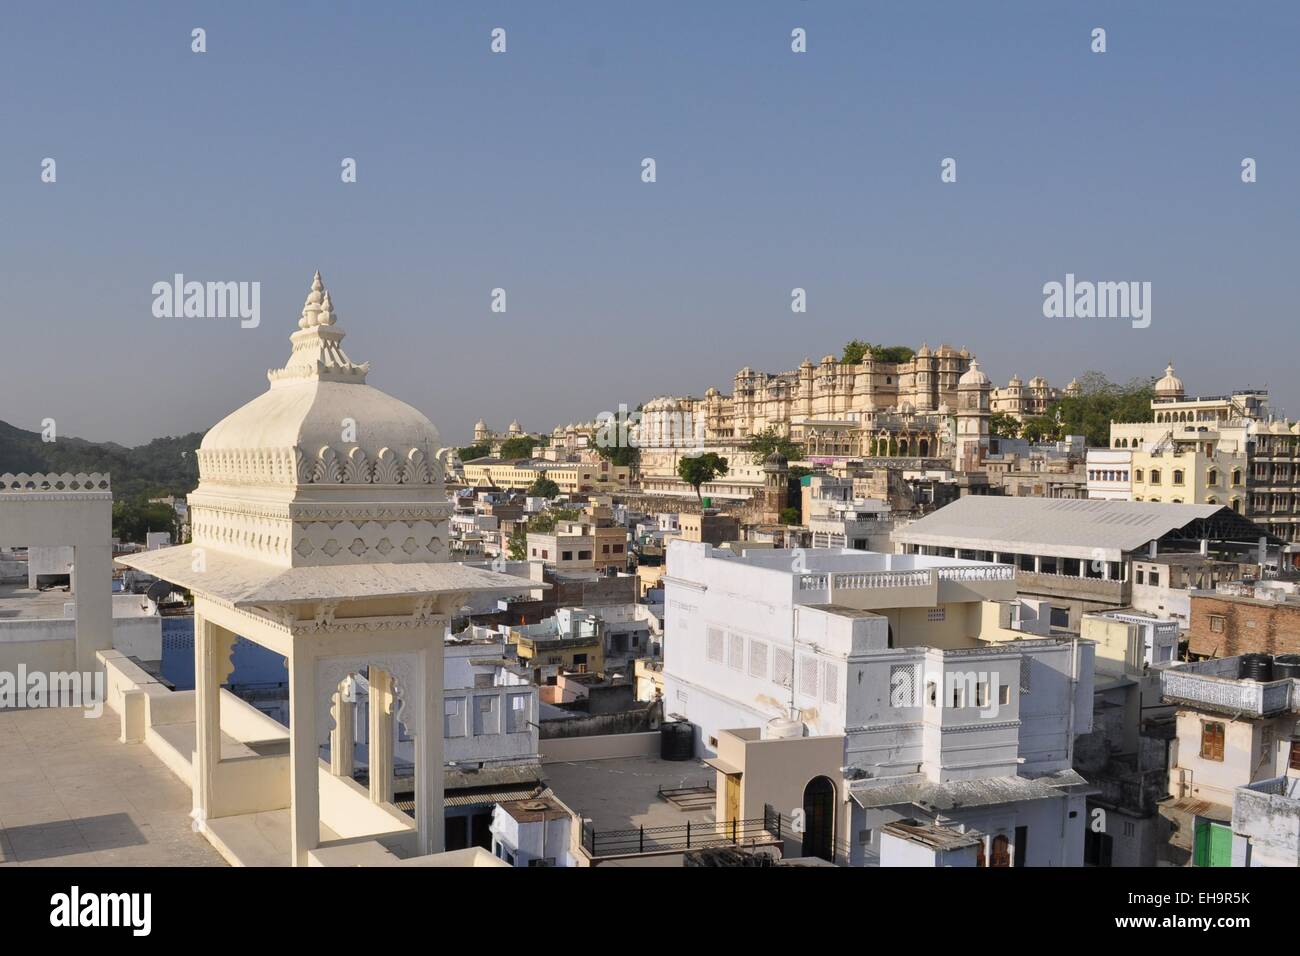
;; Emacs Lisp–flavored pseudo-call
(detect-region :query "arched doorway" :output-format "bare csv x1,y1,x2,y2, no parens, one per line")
801,776,836,862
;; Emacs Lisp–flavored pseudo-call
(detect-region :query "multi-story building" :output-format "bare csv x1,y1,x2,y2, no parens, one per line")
525,503,629,573
990,375,1080,421
663,540,1094,866
463,451,630,495
636,348,998,499
1157,654,1300,865
1107,364,1300,560
1085,448,1134,500
894,496,1276,631
1186,582,1300,659
801,475,894,550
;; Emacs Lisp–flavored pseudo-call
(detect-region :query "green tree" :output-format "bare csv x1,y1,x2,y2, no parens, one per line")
1020,416,1062,443
112,498,179,544
528,475,560,498
1047,372,1155,447
677,453,729,503
594,442,639,470
457,443,489,461
744,427,801,465
507,524,528,560
841,340,916,365
990,412,1021,439
497,436,535,460
779,507,801,526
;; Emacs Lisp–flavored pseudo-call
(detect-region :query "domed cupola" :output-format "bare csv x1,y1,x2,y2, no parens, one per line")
190,272,448,567
1154,362,1185,401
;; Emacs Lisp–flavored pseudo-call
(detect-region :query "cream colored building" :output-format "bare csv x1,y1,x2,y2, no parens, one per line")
1107,364,1299,558
463,452,630,494
526,502,629,572
991,375,1079,421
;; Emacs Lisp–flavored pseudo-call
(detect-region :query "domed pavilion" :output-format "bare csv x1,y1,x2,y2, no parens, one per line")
118,272,534,865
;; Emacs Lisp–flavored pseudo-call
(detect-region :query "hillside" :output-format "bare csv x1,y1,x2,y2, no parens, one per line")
0,420,202,500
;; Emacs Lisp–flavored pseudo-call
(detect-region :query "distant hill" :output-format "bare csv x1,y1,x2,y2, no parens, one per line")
0,420,202,500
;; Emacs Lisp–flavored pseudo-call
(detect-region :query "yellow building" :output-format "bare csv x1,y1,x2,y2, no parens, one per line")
463,453,630,494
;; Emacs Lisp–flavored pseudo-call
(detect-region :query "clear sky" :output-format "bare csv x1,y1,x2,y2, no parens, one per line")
2,1,1296,447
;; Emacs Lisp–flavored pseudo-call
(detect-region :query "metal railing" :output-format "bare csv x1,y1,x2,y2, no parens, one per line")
581,808,783,858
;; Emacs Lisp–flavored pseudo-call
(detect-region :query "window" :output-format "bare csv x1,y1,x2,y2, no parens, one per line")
1208,469,1219,486
999,684,1011,706
773,647,793,689
858,829,873,846
951,683,965,708
1150,469,1161,484
1149,571,1160,587
822,661,840,704
1200,721,1225,761
562,551,573,561
1135,569,1145,585
891,665,917,708
473,695,499,736
706,627,724,663
1209,615,1225,633
1123,821,1136,838
1173,470,1185,485
578,550,592,560
727,633,745,671
749,640,769,679
798,654,819,697
975,680,989,709
1134,468,1144,482
927,608,946,622
506,693,529,734
1290,740,1300,772
613,544,623,553
444,698,466,738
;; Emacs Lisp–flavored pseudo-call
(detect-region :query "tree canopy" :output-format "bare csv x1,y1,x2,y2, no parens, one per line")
841,340,917,365
1047,372,1155,446
457,443,489,461
743,427,801,465
527,475,560,498
497,436,536,460
112,498,180,544
677,453,729,502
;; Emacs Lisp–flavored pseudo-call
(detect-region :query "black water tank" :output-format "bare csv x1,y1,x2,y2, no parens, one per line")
1239,653,1274,681
1272,654,1300,680
660,720,694,761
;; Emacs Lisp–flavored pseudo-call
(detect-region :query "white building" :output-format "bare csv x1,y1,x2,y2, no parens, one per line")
1085,448,1133,500
663,540,1094,866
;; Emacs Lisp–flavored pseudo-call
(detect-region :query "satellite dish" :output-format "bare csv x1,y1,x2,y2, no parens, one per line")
145,580,173,603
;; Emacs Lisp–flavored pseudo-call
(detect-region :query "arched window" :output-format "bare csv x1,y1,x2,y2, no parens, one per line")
1134,469,1144,482
1173,470,1184,485
1150,469,1161,484
1208,469,1218,486
990,834,1011,867
1232,469,1242,486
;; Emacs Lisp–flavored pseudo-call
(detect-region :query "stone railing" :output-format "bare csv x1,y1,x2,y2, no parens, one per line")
1160,667,1298,717
936,565,1015,583
0,472,111,492
830,569,932,590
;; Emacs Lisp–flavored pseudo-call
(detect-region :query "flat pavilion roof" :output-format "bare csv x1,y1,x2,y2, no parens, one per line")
896,497,1271,562
115,545,542,608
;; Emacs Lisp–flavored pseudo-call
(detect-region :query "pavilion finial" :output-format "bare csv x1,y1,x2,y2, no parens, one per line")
271,271,368,384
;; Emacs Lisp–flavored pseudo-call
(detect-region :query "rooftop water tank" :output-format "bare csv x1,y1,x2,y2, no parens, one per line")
764,715,805,740
1272,654,1300,681
1239,653,1274,682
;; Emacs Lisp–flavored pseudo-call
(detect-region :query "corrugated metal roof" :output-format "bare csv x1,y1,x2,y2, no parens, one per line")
849,769,1092,811
897,497,1226,561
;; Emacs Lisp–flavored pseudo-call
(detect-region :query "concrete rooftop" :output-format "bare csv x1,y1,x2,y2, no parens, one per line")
0,707,225,867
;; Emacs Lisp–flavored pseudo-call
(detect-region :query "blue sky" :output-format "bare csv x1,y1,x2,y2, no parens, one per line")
2,1,1296,446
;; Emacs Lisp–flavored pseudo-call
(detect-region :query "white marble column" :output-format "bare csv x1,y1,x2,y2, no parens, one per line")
368,667,394,804
330,680,356,778
193,614,233,826
289,648,319,867
415,645,443,855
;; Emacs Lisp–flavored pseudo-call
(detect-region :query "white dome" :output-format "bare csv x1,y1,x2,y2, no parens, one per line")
959,359,991,387
1155,363,1184,397
196,272,442,489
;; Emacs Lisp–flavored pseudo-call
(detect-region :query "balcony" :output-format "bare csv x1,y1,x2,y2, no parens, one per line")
1159,658,1299,717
